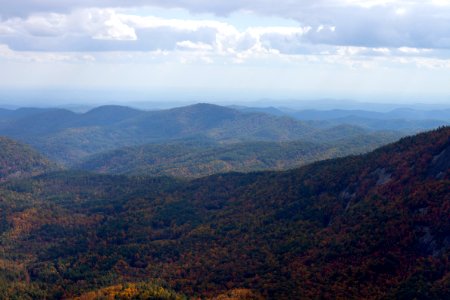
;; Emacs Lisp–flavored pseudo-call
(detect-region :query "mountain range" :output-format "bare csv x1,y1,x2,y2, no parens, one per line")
0,126,447,299
0,103,423,165
235,106,450,131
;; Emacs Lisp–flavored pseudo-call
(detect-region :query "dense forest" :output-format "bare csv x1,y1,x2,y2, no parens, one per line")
0,136,56,181
0,104,414,164
74,136,397,178
0,126,448,299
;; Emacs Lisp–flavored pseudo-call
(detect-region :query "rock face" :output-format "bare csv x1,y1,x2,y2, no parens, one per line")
372,167,393,185
429,145,450,179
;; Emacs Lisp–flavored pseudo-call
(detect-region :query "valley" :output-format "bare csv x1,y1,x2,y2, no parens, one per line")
0,103,448,299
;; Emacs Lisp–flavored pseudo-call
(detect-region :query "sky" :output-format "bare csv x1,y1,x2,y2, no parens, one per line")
0,0,450,105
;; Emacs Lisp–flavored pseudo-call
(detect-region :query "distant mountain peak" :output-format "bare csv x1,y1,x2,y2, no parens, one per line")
84,105,142,115
170,103,239,113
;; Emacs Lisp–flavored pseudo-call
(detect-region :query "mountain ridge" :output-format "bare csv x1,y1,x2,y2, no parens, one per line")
0,136,56,180
0,103,399,165
74,134,400,178
0,127,447,298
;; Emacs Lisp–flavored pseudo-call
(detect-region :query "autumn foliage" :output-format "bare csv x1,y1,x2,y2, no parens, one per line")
0,127,448,299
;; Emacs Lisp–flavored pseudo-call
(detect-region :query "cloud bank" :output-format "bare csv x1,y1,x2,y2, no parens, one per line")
0,0,449,99
1,0,450,50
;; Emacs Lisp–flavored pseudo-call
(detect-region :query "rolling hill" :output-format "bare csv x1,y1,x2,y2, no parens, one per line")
0,136,55,180
75,134,400,178
286,108,450,121
0,127,447,299
234,106,450,132
0,103,402,164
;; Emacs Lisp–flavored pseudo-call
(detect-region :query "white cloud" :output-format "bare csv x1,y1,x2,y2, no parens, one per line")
1,1,450,51
0,0,448,85
75,9,137,41
176,40,213,51
0,1,449,102
0,24,14,35
0,7,449,65
0,44,95,63
1,9,137,42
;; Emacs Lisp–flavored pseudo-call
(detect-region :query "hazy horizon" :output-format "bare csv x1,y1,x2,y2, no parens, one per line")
1,88,450,112
1,1,450,106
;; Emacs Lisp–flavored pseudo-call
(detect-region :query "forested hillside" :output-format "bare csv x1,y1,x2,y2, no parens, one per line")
0,104,403,164
0,136,55,180
75,135,398,178
236,107,450,131
0,127,447,299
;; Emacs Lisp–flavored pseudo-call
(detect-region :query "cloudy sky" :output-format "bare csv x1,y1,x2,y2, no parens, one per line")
1,0,450,103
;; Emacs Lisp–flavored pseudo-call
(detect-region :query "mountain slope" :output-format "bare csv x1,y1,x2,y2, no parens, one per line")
0,127,447,299
0,136,55,180
0,109,78,137
318,116,449,132
0,103,398,164
75,133,400,178
109,103,316,142
234,107,450,132
284,107,450,121
71,105,145,127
